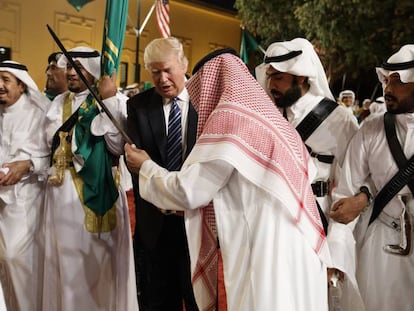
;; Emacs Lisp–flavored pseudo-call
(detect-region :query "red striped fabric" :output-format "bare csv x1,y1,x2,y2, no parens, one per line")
156,0,170,38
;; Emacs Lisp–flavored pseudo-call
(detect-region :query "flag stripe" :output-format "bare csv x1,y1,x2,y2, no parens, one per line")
156,0,170,38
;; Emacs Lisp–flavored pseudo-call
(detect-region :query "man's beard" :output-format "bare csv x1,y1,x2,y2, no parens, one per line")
272,83,302,109
68,85,83,93
385,92,414,114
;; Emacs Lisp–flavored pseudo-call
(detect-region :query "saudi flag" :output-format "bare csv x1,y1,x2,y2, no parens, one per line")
101,0,129,76
67,0,94,11
240,28,260,65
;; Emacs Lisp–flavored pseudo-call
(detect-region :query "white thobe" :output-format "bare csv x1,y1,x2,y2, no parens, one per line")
42,91,138,311
0,284,6,311
331,112,414,311
139,156,329,311
0,94,49,311
284,93,363,310
283,93,359,215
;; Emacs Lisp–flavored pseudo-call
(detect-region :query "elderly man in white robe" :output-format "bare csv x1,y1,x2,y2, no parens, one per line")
125,49,331,311
42,47,138,311
0,61,49,310
329,44,414,311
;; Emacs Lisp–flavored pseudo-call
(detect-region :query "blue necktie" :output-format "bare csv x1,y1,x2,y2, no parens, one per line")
167,97,182,171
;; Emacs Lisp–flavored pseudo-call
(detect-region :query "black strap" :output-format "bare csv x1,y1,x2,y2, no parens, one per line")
295,98,338,234
296,98,338,141
316,200,329,235
49,107,80,166
384,113,414,194
296,98,337,164
305,145,335,164
369,113,414,224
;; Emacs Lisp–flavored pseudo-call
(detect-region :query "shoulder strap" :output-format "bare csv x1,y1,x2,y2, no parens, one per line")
369,113,414,224
296,98,338,141
384,112,414,194
295,98,338,234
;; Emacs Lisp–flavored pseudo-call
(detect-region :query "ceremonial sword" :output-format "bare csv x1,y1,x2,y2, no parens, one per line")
46,24,133,145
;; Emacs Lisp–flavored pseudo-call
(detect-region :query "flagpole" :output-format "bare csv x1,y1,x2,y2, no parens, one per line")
138,2,156,35
134,1,157,82
47,24,133,144
134,0,141,82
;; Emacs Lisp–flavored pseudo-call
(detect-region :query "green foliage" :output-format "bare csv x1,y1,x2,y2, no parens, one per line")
235,0,306,44
234,0,413,84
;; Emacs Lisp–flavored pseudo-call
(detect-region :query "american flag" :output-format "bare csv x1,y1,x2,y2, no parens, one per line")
156,0,170,38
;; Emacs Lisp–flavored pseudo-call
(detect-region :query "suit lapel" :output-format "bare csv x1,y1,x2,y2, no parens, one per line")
147,91,168,164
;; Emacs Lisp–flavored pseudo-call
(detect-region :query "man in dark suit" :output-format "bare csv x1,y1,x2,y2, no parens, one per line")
127,37,198,311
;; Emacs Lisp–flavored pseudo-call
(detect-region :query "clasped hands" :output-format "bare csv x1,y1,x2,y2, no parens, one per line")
124,143,150,174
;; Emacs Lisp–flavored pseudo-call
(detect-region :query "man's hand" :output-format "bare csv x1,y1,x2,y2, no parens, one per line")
329,193,368,224
327,268,345,285
98,71,117,99
0,160,31,186
124,144,151,174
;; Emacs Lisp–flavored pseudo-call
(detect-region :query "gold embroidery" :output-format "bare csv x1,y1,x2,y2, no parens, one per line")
69,166,118,233
48,131,69,186
48,94,74,186
53,93,118,233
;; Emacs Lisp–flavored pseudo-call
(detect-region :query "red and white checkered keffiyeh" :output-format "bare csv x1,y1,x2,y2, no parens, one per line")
186,52,330,310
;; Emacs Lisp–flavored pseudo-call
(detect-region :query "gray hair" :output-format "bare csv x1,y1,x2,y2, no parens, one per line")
144,37,188,70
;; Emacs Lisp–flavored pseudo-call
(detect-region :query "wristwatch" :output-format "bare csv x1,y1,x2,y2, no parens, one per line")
357,186,372,205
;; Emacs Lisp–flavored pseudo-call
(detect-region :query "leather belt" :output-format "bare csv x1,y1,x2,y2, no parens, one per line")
158,209,185,217
308,150,335,164
311,180,330,197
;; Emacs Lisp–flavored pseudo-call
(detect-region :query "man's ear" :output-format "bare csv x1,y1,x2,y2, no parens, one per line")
17,80,27,94
297,76,307,85
297,76,310,94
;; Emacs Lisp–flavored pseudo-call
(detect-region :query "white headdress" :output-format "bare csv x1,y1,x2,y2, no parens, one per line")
0,60,48,110
339,90,355,102
376,44,414,85
256,38,334,100
57,46,101,81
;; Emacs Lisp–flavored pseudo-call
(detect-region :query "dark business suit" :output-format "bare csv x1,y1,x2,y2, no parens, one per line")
127,87,198,311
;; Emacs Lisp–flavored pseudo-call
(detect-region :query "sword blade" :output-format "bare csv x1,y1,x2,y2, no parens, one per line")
46,24,133,145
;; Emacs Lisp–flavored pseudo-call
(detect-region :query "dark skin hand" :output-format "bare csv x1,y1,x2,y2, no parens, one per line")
329,192,368,224
0,160,31,186
97,71,117,100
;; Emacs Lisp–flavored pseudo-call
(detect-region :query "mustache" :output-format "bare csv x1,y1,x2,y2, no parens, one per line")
384,94,398,102
270,90,283,97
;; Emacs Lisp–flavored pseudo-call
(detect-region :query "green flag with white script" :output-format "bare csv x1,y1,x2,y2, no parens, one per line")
101,0,129,76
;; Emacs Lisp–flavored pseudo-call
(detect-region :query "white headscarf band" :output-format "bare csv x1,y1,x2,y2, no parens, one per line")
57,46,101,81
256,38,334,100
0,61,39,92
376,44,414,85
0,60,47,110
339,90,355,101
